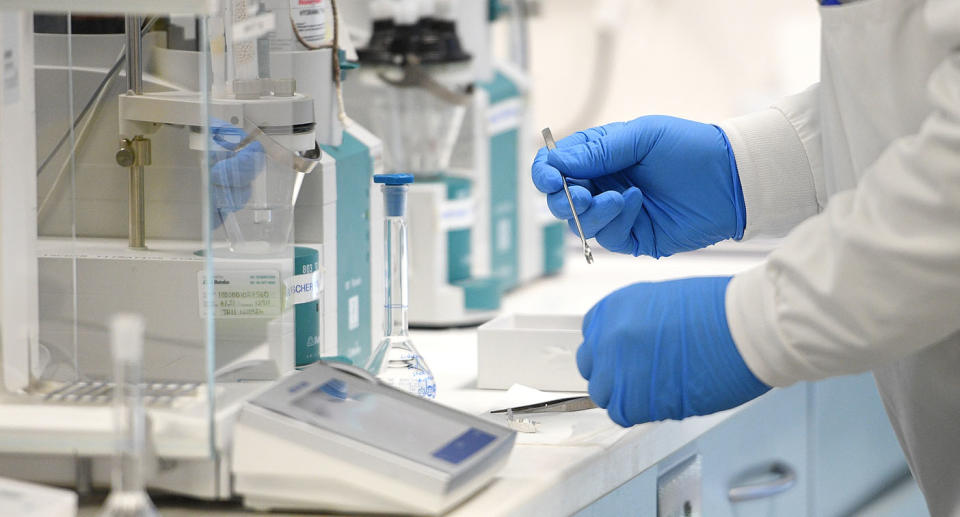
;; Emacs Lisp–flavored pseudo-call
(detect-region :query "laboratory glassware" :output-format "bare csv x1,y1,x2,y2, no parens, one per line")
366,174,437,398
100,314,159,517
212,121,320,256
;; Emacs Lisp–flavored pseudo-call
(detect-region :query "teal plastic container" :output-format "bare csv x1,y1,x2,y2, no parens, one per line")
295,246,321,367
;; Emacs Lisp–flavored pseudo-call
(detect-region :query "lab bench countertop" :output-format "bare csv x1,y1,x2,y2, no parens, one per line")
79,246,770,517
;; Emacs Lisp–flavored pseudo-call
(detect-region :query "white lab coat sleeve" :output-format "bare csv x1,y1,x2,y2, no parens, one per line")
726,22,960,387
719,85,824,239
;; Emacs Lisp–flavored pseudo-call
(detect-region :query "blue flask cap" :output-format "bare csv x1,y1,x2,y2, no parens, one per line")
373,173,414,185
374,174,414,216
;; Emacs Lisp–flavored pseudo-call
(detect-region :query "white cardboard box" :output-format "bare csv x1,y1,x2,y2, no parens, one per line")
477,313,588,392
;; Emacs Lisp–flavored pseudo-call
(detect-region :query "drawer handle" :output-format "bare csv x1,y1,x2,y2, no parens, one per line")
727,461,797,502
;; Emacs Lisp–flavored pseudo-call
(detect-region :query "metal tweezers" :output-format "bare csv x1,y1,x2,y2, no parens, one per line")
542,127,594,264
490,396,598,415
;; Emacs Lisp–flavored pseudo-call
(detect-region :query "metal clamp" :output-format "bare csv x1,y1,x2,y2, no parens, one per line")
116,136,151,168
115,141,135,167
727,461,797,502
225,121,322,176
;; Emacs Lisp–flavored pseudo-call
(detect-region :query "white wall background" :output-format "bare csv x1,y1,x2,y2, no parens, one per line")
496,0,822,139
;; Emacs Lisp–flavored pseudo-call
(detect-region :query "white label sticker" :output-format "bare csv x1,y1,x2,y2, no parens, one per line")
232,12,277,43
439,198,476,231
487,98,524,135
284,270,322,306
348,295,360,330
198,270,283,318
496,218,512,252
289,0,331,48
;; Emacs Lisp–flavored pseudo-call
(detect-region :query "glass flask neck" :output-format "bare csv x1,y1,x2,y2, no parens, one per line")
383,213,409,338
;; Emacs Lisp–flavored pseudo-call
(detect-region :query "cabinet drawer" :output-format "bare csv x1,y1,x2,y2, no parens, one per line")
695,384,807,516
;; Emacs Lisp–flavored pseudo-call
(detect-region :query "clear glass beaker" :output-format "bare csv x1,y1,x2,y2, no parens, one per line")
209,125,300,256
366,174,436,398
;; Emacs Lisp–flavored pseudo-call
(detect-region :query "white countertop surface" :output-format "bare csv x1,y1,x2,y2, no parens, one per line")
76,245,770,516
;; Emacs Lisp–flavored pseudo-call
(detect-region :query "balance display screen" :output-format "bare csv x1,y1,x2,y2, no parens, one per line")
432,428,496,465
283,375,497,470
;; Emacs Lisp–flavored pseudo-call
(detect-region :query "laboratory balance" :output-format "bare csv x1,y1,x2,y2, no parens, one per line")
233,362,515,514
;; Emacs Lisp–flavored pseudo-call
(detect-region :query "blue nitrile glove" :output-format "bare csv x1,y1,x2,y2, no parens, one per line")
208,120,265,228
577,276,770,427
531,116,746,258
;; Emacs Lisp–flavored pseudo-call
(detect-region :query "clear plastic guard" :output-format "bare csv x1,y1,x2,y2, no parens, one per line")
0,3,330,497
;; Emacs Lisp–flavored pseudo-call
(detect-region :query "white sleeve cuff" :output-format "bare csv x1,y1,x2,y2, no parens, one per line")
725,265,819,388
720,107,820,239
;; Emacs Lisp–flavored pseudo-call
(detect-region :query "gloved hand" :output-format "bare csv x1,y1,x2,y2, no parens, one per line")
531,116,746,258
208,120,265,228
577,276,770,427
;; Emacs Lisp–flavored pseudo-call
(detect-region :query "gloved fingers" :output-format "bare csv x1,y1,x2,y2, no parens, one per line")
576,342,593,381
581,302,612,408
571,191,624,239
209,150,233,163
595,187,644,255
211,206,225,229
547,122,658,180
209,117,249,151
578,304,600,380
591,171,634,193
537,122,629,191
619,360,657,426
630,207,660,258
209,185,251,229
566,177,598,195
606,384,633,428
213,132,243,152
533,154,599,196
588,370,613,410
210,143,266,188
531,147,564,194
607,411,632,428
546,185,592,219
212,134,264,154
553,121,628,148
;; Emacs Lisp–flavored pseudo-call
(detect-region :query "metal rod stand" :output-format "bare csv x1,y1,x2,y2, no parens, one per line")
125,15,146,249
